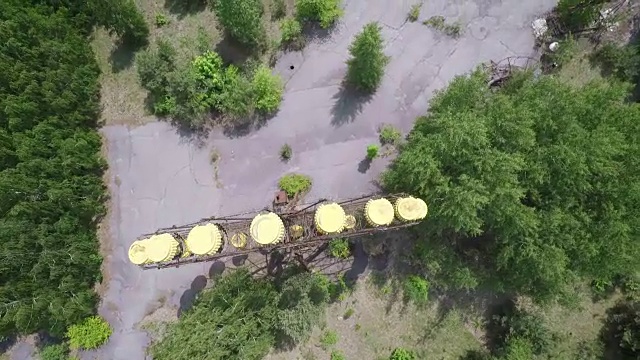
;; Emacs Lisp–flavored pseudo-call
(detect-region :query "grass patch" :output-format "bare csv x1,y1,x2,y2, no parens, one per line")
555,37,604,87
379,124,402,146
330,350,346,360
407,3,421,22
343,308,355,319
278,173,312,197
320,329,339,349
423,16,463,38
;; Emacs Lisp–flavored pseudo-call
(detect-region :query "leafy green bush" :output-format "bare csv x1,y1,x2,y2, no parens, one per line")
295,0,343,28
407,4,421,22
280,143,292,160
330,350,346,360
271,0,287,19
252,65,284,113
346,22,388,92
403,275,429,304
366,144,379,160
390,347,416,360
66,316,112,350
155,13,170,27
212,0,266,48
320,329,338,349
217,65,255,118
278,173,312,196
329,238,351,259
39,343,69,360
379,124,402,145
281,18,303,43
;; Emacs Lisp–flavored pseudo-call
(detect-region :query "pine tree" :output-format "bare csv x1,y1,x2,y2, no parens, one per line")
346,22,389,92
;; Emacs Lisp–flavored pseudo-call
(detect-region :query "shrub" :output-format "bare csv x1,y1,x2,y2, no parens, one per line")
556,0,607,30
212,0,266,48
281,18,303,43
280,143,292,160
278,173,312,196
343,308,354,319
379,124,402,145
329,238,351,259
330,350,346,360
295,0,343,29
252,65,284,113
271,0,287,19
407,4,421,22
346,22,388,92
403,275,429,304
320,329,338,349
155,13,170,27
390,347,416,360
66,316,112,350
366,144,379,160
592,42,640,82
39,344,69,360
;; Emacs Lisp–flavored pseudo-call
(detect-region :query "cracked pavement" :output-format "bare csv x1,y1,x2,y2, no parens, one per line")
50,0,560,359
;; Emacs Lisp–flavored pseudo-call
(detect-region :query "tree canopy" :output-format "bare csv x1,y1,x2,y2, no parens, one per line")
383,70,640,303
346,22,388,92
0,0,107,337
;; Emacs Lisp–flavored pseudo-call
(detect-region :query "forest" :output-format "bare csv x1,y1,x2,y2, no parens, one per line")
0,0,147,339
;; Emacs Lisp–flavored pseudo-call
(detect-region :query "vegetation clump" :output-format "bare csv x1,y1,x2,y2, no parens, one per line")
407,4,421,22
346,22,389,92
383,69,640,304
271,0,287,19
329,238,351,259
155,13,170,27
39,344,69,360
366,144,379,160
252,65,284,113
320,329,338,349
330,350,346,360
280,143,293,161
423,16,463,38
295,0,343,29
66,316,113,350
403,275,430,304
280,18,305,49
390,347,417,360
212,0,266,48
278,173,312,197
379,124,402,146
0,0,109,338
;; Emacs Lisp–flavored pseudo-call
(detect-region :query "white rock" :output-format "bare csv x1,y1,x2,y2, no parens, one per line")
549,42,560,52
532,18,548,39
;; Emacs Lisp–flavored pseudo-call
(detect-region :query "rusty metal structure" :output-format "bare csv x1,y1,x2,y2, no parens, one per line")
132,193,427,270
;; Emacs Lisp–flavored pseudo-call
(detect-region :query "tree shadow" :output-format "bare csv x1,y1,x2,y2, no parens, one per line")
221,113,271,138
215,35,254,68
177,275,208,317
358,158,372,173
344,240,368,284
330,83,373,126
232,254,248,267
0,335,16,353
109,39,141,73
164,0,208,19
302,22,339,45
208,260,226,278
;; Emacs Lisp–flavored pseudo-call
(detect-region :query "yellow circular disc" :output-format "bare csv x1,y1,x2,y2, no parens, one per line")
128,240,148,265
395,197,429,221
250,212,285,245
365,198,394,226
230,233,248,249
345,215,356,229
186,224,222,255
146,233,179,263
314,203,346,234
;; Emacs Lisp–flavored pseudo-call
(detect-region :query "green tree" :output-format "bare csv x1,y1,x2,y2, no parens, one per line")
383,70,640,303
212,0,266,48
151,270,279,360
346,22,388,92
252,65,284,113
90,0,149,45
39,344,69,360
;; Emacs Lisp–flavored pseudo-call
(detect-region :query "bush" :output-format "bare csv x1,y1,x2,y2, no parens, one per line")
279,173,312,196
281,18,303,43
329,238,351,259
217,65,255,118
66,316,112,350
366,144,379,160
379,124,402,145
403,275,429,304
556,0,607,30
330,350,346,360
346,22,388,92
271,0,287,19
407,4,421,22
280,143,292,160
39,344,69,360
390,347,416,360
295,0,343,28
252,65,284,113
155,13,170,27
212,0,266,48
592,42,640,82
320,329,338,349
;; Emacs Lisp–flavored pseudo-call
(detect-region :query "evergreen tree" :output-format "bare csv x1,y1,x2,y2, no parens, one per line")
346,22,389,92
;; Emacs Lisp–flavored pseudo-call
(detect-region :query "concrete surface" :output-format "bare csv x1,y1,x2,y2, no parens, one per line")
7,0,556,359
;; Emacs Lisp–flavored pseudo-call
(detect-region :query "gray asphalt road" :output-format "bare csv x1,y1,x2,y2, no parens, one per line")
73,0,557,359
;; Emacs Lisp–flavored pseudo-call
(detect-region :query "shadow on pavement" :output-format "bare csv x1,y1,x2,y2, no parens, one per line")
330,84,373,126
208,260,226,278
303,22,339,45
232,254,248,267
177,275,208,317
358,158,372,173
164,0,207,18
